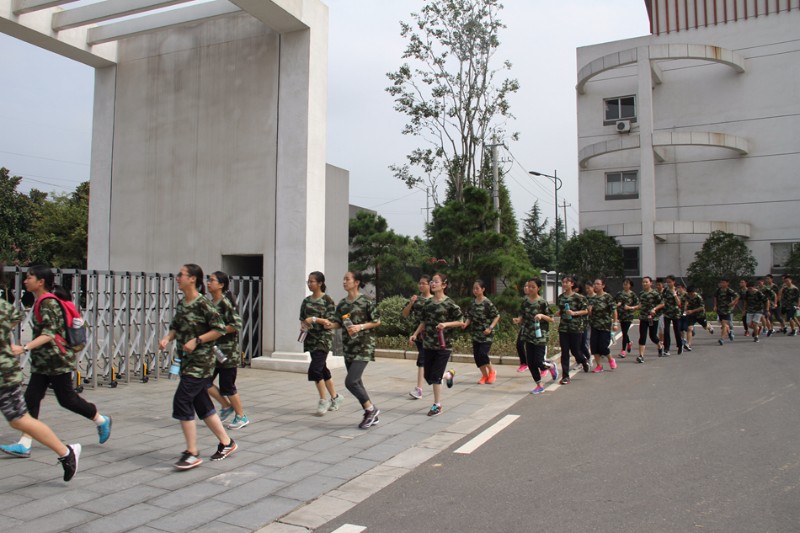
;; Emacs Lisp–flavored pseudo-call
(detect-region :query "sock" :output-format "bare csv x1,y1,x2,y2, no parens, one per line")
93,414,106,426
20,436,32,448
60,447,71,458
365,405,374,412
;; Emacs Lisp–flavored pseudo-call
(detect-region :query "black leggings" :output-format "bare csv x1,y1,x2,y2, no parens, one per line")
559,331,586,378
344,360,370,407
620,321,633,348
638,320,660,346
662,317,682,352
525,343,548,383
516,335,526,365
25,372,97,421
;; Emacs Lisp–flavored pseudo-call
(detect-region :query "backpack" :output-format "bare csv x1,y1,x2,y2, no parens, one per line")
33,293,87,353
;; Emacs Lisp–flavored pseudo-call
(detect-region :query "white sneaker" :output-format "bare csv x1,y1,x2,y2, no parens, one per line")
408,387,423,399
316,398,331,416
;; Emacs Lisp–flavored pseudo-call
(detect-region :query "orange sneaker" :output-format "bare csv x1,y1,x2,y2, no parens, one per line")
487,370,497,384
478,375,488,384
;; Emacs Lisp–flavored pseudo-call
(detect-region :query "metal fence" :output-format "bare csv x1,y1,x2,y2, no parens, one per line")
1,267,262,389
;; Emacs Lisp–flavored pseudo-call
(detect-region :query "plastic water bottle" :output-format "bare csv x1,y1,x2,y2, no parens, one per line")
213,345,227,364
534,319,542,338
168,354,181,379
342,313,358,337
564,302,572,320
437,328,446,348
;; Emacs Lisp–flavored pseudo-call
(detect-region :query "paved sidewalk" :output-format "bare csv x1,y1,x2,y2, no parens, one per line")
0,357,542,532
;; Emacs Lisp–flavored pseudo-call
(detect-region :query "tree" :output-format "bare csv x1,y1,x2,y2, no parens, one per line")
687,231,757,296
426,186,534,297
0,167,36,265
386,0,519,203
521,201,554,270
27,182,90,268
558,229,624,281
348,211,421,301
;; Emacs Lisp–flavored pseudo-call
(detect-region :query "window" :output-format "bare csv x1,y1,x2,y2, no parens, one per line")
623,247,640,276
605,171,638,200
604,95,636,123
772,242,799,273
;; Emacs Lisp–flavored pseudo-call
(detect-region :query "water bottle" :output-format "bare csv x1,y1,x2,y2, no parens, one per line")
437,327,446,348
648,314,654,326
168,354,181,379
534,319,542,338
564,302,572,320
342,313,358,337
213,345,227,364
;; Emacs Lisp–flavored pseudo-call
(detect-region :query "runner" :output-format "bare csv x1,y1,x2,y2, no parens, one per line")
462,280,500,384
158,264,237,470
778,275,800,336
661,275,683,356
0,266,112,459
684,286,712,351
299,271,342,416
757,279,775,337
512,277,557,394
615,278,638,358
588,278,618,372
738,279,750,337
742,279,767,342
635,276,664,363
764,274,784,334
556,275,590,384
410,272,464,416
713,278,739,346
403,275,432,399
330,271,381,429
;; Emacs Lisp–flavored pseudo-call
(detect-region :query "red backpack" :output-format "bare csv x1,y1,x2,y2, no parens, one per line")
33,293,87,353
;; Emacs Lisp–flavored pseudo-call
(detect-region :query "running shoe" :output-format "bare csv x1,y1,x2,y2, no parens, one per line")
58,444,81,482
782,327,788,334
445,369,456,388
530,385,545,395
708,327,714,335
559,377,571,385
744,331,750,337
626,342,633,352
609,358,617,370
486,370,496,384
516,364,528,373
581,360,589,373
619,350,627,358
97,416,112,444
728,331,735,341
636,355,644,363
330,394,344,410
227,415,249,429
791,330,798,337
549,363,559,381
662,351,671,357
218,407,234,421
658,347,663,357
677,345,683,355
767,329,773,337
0,443,31,458
359,408,380,429
427,404,442,417
718,338,724,346
478,375,488,384
754,336,759,342
591,365,603,373
175,451,203,470
211,440,238,461
409,387,423,399
684,345,692,352
316,398,331,416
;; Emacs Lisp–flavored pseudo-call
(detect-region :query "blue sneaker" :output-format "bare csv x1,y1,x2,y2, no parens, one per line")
0,443,31,458
97,416,112,444
548,362,559,382
530,385,546,395
218,407,234,421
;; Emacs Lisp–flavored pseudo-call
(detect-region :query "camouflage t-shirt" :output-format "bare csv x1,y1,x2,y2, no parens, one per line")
685,293,706,315
333,294,379,362
300,294,336,354
743,290,767,314
465,298,499,343
557,292,588,334
661,288,682,320
519,297,551,345
761,285,776,308
30,296,73,376
638,289,663,319
0,299,24,387
407,294,432,340
420,296,463,350
714,287,738,315
615,290,639,322
588,292,616,331
214,296,242,369
169,295,226,379
780,285,800,311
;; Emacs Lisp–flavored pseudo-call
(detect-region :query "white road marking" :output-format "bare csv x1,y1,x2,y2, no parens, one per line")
454,414,520,454
331,525,367,533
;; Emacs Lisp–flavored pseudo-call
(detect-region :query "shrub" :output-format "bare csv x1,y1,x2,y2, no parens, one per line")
376,295,416,337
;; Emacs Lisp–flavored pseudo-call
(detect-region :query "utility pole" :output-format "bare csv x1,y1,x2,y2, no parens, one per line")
485,141,504,233
560,200,572,237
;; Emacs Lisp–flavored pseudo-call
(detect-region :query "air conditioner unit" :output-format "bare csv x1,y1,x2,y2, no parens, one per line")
616,120,631,133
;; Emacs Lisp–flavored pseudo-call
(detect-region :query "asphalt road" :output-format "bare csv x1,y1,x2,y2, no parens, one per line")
319,330,800,533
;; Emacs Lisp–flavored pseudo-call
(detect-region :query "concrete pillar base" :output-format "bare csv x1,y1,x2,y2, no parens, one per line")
251,351,346,373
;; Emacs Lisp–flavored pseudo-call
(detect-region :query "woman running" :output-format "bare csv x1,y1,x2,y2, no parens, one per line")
635,276,664,363
403,275,432,399
330,272,381,429
513,277,557,394
615,278,638,358
158,264,237,469
463,280,500,384
588,278,618,372
299,271,343,416
556,275,590,385
206,271,249,429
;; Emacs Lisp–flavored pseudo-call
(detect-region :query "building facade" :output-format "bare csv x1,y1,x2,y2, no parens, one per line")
576,0,800,277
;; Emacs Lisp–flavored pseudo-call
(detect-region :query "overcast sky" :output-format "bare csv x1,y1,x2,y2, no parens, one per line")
0,0,650,238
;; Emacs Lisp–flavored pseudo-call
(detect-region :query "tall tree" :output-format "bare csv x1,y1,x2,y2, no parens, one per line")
521,201,554,270
0,167,36,265
28,182,90,268
386,0,519,203
687,231,757,296
559,229,624,281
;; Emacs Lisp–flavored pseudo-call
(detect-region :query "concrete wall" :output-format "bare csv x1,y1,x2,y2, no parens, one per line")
325,164,349,304
577,11,800,277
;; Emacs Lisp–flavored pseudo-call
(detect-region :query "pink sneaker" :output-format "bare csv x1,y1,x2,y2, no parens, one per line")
516,364,528,373
626,342,633,352
619,350,627,358
609,359,617,370
591,365,604,373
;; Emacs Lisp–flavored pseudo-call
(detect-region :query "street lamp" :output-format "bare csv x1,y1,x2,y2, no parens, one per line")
529,170,563,290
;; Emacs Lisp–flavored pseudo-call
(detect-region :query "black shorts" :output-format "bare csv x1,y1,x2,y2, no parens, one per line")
423,348,450,385
173,376,215,421
0,385,27,422
472,341,491,367
781,308,797,321
414,338,425,368
590,329,611,356
211,366,238,396
717,313,732,323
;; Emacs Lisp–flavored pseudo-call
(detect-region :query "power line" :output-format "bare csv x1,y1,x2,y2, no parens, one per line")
0,149,90,167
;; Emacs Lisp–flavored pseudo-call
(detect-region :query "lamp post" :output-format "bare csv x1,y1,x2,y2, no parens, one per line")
529,170,563,290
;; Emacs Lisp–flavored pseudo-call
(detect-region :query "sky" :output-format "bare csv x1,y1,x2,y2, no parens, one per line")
0,0,651,238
